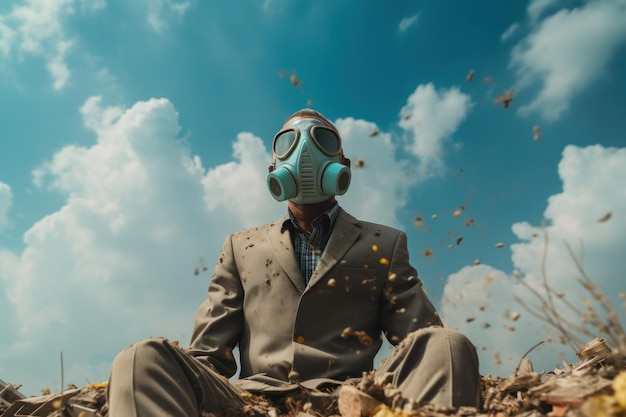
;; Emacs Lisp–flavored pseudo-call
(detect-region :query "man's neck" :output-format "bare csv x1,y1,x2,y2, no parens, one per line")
288,197,337,233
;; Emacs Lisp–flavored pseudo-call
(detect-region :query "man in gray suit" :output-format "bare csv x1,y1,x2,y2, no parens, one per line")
107,109,480,416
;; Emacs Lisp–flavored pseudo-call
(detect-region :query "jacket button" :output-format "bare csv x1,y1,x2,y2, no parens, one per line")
296,336,305,344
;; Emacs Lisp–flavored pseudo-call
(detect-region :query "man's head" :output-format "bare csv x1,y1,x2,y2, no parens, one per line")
267,109,351,204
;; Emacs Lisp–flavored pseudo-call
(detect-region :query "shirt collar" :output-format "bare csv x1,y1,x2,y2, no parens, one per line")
281,202,341,234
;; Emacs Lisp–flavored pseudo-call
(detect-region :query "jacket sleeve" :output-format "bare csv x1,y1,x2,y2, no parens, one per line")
187,234,243,377
379,230,443,344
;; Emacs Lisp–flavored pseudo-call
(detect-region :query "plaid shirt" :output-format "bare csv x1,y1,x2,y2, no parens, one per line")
281,202,341,285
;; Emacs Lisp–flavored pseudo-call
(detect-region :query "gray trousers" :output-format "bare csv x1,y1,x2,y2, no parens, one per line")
107,327,480,416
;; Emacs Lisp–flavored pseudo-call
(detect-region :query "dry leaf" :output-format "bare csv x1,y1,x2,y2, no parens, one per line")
495,89,514,108
369,129,379,137
355,158,365,168
597,212,612,222
495,242,505,248
290,74,299,87
424,248,434,257
466,69,475,82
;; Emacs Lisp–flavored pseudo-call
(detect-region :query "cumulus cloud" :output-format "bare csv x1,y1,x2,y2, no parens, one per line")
0,0,75,89
398,14,419,33
0,96,282,395
441,144,626,377
527,0,562,23
335,118,416,227
398,83,472,181
0,182,12,231
510,0,626,120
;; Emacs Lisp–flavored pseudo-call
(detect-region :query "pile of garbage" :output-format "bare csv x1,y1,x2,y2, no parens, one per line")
2,338,625,417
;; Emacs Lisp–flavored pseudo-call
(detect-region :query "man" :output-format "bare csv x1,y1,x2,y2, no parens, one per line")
107,109,480,416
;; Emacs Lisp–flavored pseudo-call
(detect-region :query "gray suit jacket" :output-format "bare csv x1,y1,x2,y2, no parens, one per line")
188,208,442,386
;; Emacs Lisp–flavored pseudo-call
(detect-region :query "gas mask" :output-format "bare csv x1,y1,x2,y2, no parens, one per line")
267,117,351,204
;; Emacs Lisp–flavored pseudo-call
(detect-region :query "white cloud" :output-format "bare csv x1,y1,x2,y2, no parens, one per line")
0,0,76,90
0,182,12,231
147,0,190,32
500,22,520,42
334,118,416,228
398,83,472,181
510,0,626,120
441,144,626,377
527,0,562,23
398,13,419,33
1,96,283,395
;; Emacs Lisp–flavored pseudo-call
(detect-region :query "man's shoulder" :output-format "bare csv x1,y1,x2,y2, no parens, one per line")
340,210,404,237
230,217,285,239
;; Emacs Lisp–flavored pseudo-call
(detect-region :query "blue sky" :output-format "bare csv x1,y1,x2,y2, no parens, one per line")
1,0,625,397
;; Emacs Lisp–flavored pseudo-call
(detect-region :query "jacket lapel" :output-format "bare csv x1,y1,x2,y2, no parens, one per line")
307,209,361,288
268,216,306,293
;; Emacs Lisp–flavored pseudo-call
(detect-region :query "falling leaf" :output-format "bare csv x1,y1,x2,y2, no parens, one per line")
278,70,287,77
290,74,299,87
448,244,454,249
355,158,365,168
379,258,389,265
371,244,378,252
493,352,501,365
327,278,336,287
533,125,542,142
465,218,474,227
597,212,612,222
424,248,434,257
403,114,411,120
494,88,514,109
482,323,491,329
431,214,438,220
387,273,397,282
466,69,475,82
511,312,521,321
456,236,463,245
495,242,505,248
474,259,481,265
413,216,423,227
306,99,313,106
483,276,493,284
466,316,475,323
482,76,494,85
369,129,379,137
453,209,462,217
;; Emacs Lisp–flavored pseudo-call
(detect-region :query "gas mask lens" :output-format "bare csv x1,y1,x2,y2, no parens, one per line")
272,126,342,159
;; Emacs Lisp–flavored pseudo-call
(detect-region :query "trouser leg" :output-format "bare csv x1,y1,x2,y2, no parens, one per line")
107,338,245,417
375,327,480,407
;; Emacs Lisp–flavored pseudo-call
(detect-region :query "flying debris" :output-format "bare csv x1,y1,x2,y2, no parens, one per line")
511,312,521,321
424,248,434,257
483,276,493,284
474,259,481,265
369,129,379,137
452,209,462,217
456,236,463,246
466,316,476,323
431,214,438,220
413,216,424,227
466,69,475,82
290,74,300,87
403,114,411,120
495,89,514,109
597,212,612,222
354,158,365,168
482,76,494,85
495,242,505,248
465,218,474,227
533,125,541,142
